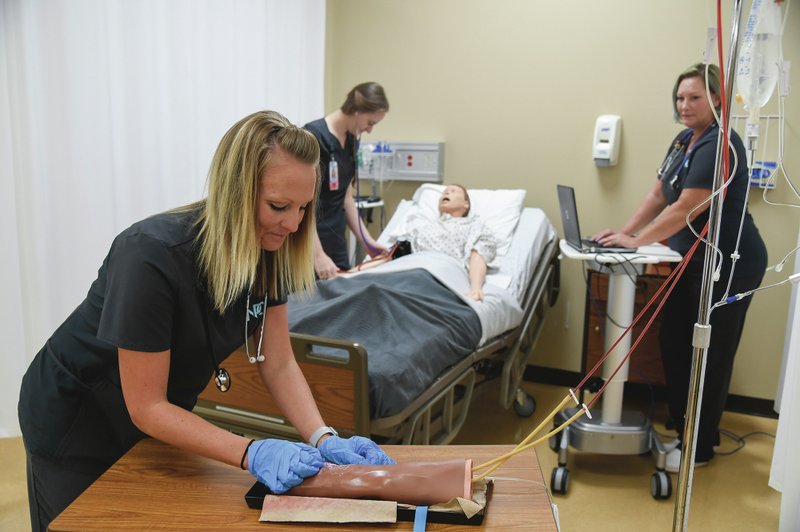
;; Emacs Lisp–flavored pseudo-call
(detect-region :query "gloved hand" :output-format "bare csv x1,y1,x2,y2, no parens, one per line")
247,439,324,493
319,435,396,465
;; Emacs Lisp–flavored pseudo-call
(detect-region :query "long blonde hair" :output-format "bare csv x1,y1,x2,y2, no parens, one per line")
194,110,320,312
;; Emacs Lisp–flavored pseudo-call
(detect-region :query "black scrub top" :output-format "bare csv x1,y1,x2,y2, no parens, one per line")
304,118,357,270
659,123,767,280
18,208,286,466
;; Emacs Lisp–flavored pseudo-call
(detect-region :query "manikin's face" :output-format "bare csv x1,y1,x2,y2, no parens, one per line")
438,185,469,218
255,147,316,251
676,76,720,133
354,110,387,135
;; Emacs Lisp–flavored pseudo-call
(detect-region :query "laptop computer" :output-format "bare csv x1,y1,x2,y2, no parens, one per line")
557,184,636,253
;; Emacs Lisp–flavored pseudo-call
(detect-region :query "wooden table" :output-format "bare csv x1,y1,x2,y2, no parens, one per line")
49,439,558,531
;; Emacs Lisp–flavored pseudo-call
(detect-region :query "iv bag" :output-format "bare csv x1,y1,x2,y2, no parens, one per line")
736,0,782,111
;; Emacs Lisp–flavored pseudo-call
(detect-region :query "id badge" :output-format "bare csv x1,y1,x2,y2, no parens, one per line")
328,159,339,191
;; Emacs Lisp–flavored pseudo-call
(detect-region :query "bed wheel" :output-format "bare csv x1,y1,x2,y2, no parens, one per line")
513,391,536,417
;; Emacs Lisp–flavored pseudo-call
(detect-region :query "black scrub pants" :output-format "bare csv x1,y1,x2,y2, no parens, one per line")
25,445,109,532
659,265,764,463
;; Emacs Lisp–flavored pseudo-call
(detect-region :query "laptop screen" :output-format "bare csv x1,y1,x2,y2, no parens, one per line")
557,185,583,249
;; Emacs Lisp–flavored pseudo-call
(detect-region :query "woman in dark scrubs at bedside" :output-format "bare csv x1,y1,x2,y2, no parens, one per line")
304,81,390,279
592,63,767,473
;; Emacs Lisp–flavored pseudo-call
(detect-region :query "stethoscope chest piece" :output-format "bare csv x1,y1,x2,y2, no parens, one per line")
215,367,231,392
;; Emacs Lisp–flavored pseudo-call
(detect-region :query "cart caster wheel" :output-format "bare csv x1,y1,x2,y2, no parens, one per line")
513,392,536,417
551,466,570,495
651,471,672,500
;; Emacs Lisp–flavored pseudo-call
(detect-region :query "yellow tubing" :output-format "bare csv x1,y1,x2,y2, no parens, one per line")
472,401,585,481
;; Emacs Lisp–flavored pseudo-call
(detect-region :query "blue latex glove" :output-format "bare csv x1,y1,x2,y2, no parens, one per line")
247,439,324,494
319,435,396,465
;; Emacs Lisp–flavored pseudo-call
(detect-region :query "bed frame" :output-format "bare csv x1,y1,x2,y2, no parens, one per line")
194,236,560,445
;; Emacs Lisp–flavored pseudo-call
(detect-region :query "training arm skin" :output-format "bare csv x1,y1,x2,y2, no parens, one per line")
119,348,253,470
592,182,711,249
344,183,387,258
467,250,488,301
288,459,473,506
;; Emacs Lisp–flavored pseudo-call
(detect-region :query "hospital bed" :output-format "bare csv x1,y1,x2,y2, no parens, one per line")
194,184,560,445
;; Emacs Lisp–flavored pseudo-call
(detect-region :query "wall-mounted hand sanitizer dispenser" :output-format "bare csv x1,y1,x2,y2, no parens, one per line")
593,115,622,167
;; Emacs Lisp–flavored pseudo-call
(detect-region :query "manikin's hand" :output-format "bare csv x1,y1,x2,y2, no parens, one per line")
363,238,388,258
466,288,484,301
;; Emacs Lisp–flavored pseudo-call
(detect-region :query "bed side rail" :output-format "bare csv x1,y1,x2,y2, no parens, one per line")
499,236,561,409
370,366,477,445
194,334,369,439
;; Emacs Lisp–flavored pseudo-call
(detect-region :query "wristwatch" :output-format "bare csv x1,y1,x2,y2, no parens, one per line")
309,426,338,448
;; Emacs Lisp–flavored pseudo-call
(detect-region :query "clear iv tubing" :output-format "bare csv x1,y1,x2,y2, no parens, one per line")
713,0,784,308
760,0,799,208
681,64,737,296
761,73,800,207
679,62,752,310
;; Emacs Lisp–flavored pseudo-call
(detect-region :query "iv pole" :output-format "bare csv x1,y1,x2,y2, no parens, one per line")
673,1,745,530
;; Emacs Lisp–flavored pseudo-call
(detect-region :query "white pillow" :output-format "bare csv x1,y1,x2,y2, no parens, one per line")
393,183,526,257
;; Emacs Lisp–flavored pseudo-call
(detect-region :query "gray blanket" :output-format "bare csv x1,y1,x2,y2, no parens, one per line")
288,269,481,418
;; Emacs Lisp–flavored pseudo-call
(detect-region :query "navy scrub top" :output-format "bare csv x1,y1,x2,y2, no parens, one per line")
304,118,357,270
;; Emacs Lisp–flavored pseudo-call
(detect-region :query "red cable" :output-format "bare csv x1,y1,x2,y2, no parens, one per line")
717,0,732,193
585,229,707,408
575,224,707,399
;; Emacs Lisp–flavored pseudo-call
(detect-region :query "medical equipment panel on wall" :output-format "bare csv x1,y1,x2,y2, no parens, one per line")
360,141,445,182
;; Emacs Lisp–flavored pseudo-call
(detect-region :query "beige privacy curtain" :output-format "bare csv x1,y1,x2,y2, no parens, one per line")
0,0,325,437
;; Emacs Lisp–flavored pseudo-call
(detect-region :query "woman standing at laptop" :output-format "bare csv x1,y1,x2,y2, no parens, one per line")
592,63,767,473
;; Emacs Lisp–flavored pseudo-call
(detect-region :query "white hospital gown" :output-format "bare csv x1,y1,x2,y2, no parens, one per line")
409,213,498,269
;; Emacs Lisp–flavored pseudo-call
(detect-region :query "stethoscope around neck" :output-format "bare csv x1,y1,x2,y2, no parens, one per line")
203,288,269,393
658,124,714,191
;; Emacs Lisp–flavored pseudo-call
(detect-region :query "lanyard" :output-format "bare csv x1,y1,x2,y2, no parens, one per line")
659,126,713,191
658,130,692,183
